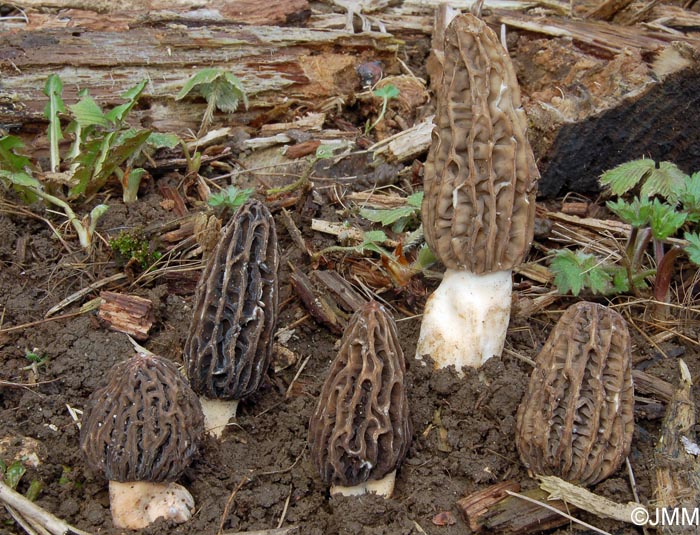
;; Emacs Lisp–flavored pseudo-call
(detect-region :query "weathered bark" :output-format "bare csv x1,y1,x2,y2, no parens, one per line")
98,291,154,341
0,23,400,134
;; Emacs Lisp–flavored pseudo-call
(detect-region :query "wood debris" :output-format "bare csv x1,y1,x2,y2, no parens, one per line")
456,482,573,534
98,292,154,341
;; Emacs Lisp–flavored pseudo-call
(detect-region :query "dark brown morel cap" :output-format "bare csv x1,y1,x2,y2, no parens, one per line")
516,301,634,486
184,199,279,400
308,301,411,487
80,353,204,483
422,14,539,273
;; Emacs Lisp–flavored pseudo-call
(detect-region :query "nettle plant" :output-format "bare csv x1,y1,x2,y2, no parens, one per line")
0,75,178,250
551,159,700,304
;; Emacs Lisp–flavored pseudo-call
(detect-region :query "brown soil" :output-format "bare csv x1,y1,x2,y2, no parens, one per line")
0,187,695,535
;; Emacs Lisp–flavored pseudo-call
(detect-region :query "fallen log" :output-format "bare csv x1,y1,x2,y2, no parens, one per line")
0,22,401,134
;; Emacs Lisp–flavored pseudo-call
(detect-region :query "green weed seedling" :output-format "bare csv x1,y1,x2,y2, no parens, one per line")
208,185,253,213
360,191,423,233
550,159,700,303
365,83,400,136
176,68,248,136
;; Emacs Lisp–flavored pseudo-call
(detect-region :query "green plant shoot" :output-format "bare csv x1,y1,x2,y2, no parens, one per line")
366,83,400,135
43,74,66,173
208,185,254,211
360,192,423,232
176,68,248,136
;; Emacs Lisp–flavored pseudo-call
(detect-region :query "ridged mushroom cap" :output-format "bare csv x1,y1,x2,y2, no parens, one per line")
184,199,279,400
516,301,635,486
308,301,411,487
422,14,539,273
80,353,204,483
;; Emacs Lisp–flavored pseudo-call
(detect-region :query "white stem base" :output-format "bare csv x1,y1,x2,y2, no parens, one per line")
200,397,239,438
330,471,396,498
416,269,512,370
109,480,194,529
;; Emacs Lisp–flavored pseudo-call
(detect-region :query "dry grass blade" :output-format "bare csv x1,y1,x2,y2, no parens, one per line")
505,489,612,535
0,482,92,535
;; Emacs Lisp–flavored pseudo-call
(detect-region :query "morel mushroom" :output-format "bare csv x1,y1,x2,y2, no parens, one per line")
80,352,204,529
309,301,411,497
416,14,539,370
184,199,279,437
516,302,635,486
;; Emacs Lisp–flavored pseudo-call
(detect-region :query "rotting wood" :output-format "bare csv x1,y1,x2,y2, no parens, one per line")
0,25,401,133
654,360,700,535
457,481,520,532
456,484,573,534
98,291,154,341
368,115,434,164
6,0,308,26
538,475,643,524
312,270,368,313
289,267,344,334
632,369,675,402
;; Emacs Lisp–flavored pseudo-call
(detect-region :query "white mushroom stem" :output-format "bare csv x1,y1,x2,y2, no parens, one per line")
109,480,195,529
416,268,512,370
199,397,239,438
330,471,396,498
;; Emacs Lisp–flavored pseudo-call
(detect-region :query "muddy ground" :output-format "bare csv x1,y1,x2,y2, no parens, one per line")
1,181,698,535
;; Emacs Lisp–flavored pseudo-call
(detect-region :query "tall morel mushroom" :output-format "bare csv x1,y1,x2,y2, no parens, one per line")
516,301,635,486
417,13,539,370
184,199,279,437
80,352,204,529
309,301,411,497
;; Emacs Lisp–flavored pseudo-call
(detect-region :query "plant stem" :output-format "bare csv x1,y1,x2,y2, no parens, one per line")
32,189,91,249
653,244,683,305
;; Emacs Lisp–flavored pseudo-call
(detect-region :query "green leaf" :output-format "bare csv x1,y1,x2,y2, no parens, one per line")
146,132,180,149
204,77,245,113
69,96,110,128
176,68,223,100
0,170,42,189
684,231,700,266
606,197,653,228
373,83,400,100
70,129,151,197
679,171,700,222
43,74,66,173
550,249,612,296
360,205,417,227
647,198,687,240
5,461,26,489
0,135,32,173
599,159,654,196
640,161,688,203
314,145,335,160
104,80,148,123
407,191,424,209
208,186,253,210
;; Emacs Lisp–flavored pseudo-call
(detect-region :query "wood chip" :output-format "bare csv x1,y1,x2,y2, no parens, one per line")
98,292,154,341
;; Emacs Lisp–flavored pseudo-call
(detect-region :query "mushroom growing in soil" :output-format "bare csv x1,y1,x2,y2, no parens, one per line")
417,14,539,370
184,199,279,437
516,301,635,486
80,352,204,529
308,301,411,498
